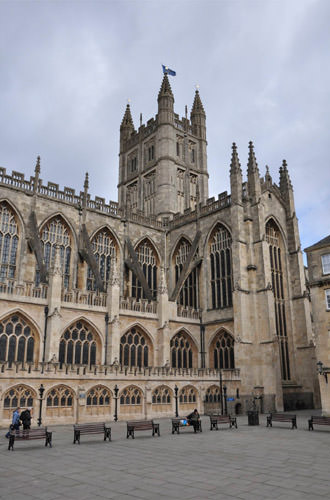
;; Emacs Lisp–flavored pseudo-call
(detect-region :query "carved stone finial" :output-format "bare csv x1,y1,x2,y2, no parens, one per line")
230,142,242,175
84,172,89,191
247,140,259,174
35,156,41,175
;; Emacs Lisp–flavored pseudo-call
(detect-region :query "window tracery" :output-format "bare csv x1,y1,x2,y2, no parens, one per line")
36,217,71,288
179,386,197,404
87,229,116,291
58,321,97,366
266,220,290,380
170,331,194,368
3,385,35,408
120,386,142,405
86,385,111,406
212,331,235,369
131,239,157,300
0,202,19,281
174,239,198,308
0,314,36,363
46,385,74,407
120,327,150,368
210,225,232,309
205,385,221,403
152,386,171,404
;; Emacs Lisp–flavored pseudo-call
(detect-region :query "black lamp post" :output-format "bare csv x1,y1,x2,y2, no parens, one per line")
114,385,119,422
174,385,179,417
219,369,224,415
37,384,45,427
223,385,228,416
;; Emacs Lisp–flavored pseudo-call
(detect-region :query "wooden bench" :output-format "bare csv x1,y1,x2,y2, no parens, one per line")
126,420,160,439
8,428,52,450
171,418,202,434
73,422,111,444
267,413,297,429
308,415,330,431
210,414,237,430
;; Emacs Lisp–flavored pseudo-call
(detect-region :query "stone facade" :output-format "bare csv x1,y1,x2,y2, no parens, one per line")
0,74,319,426
305,236,330,415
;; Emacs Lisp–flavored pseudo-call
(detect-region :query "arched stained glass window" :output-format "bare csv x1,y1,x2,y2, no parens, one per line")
209,225,232,309
3,385,35,408
87,229,116,291
212,331,235,369
36,217,72,288
266,219,290,381
170,331,195,369
119,386,142,405
58,321,98,366
179,386,197,404
0,202,19,281
174,238,198,308
152,386,171,404
120,327,150,368
86,386,111,406
131,239,158,300
0,314,36,363
46,385,74,407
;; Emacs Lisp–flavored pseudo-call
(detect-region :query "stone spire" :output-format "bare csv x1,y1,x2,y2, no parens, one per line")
190,89,206,139
230,143,242,203
120,103,134,130
33,155,41,193
157,74,174,124
247,141,261,200
158,73,174,100
279,160,294,215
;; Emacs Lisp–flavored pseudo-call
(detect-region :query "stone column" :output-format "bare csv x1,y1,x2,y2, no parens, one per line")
45,245,63,361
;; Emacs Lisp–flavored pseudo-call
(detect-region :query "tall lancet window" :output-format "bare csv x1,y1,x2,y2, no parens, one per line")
209,224,232,309
131,239,158,300
87,229,116,291
174,238,198,309
266,219,291,381
36,217,72,288
0,202,19,281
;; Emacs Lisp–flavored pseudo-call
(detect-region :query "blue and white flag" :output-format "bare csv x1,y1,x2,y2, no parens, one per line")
162,65,176,76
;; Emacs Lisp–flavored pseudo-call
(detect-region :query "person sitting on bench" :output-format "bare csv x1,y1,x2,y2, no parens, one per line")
187,409,200,431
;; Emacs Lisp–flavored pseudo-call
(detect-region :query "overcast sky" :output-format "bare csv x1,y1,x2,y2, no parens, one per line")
0,0,329,254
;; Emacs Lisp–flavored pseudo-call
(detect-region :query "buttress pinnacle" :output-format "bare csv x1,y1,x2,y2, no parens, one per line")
247,141,259,175
230,143,242,175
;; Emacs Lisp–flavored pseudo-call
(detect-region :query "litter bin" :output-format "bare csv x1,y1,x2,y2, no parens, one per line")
247,410,259,425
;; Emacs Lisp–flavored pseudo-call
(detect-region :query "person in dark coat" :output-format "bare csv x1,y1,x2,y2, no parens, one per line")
186,408,201,432
20,408,32,430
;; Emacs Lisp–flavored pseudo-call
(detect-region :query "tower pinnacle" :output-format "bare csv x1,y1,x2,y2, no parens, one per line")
158,73,174,100
120,103,134,130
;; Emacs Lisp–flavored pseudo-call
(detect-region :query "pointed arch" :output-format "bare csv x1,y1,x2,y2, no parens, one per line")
170,329,198,369
86,385,112,406
172,236,198,308
120,324,153,368
134,235,161,263
210,329,235,369
45,384,75,407
208,222,233,310
87,226,118,291
37,213,74,289
0,310,40,363
266,217,291,381
203,219,232,253
0,200,21,281
58,318,102,366
204,384,221,403
2,384,37,409
130,237,159,300
179,385,198,404
151,385,172,404
119,385,143,405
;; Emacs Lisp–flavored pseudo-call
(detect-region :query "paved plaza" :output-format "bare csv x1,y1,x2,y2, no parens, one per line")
1,411,329,500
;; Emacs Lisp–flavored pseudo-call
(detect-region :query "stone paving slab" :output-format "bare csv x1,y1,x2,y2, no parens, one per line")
1,411,330,500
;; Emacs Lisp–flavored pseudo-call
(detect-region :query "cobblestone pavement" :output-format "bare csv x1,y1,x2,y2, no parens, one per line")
1,411,329,500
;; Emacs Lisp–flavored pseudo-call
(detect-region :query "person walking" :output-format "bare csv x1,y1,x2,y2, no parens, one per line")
12,407,21,431
20,407,32,430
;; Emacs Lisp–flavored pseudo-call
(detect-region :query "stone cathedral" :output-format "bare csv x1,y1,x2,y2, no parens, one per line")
0,74,319,425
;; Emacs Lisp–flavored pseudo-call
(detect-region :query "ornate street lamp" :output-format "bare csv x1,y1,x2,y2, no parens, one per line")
114,385,119,421
174,385,179,417
37,384,45,427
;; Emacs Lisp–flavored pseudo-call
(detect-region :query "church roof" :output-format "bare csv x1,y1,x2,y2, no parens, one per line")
304,235,330,252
